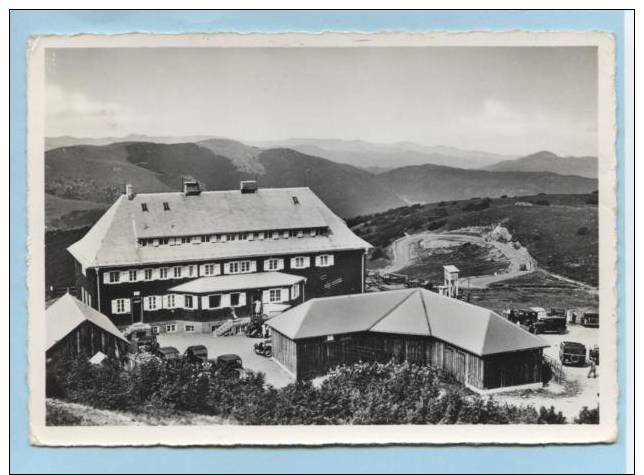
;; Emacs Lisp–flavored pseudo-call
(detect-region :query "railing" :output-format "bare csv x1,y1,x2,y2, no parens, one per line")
214,317,252,337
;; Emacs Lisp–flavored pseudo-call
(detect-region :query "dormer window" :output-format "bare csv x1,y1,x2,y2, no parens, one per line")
292,196,300,205
163,202,170,211
141,203,148,212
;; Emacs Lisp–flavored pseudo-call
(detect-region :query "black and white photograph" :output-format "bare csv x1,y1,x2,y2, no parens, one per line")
27,32,618,446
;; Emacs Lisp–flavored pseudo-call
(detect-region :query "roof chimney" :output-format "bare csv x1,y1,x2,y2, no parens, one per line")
240,180,258,194
182,176,201,196
126,183,135,200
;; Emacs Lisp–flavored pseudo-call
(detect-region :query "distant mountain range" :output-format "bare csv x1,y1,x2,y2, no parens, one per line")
377,163,596,204
484,151,597,179
44,136,598,230
252,138,518,170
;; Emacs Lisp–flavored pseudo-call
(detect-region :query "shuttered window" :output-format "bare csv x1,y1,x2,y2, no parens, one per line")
265,258,284,271
290,256,310,269
144,268,153,280
111,298,130,314
315,254,335,267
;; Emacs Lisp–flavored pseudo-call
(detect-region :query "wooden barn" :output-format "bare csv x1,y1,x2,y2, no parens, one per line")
268,289,548,393
46,293,130,362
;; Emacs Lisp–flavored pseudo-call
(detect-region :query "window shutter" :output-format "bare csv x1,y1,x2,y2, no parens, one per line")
221,294,231,308
111,299,118,314
263,258,271,270
280,288,289,302
175,294,184,309
249,261,257,272
143,297,150,311
162,295,170,309
152,268,160,280
290,257,297,268
120,271,129,282
315,255,321,267
199,264,206,276
213,264,221,276
277,259,284,270
223,262,231,274
124,299,131,313
201,296,209,310
303,257,310,268
104,272,110,284
262,290,270,304
239,292,247,307
328,254,335,266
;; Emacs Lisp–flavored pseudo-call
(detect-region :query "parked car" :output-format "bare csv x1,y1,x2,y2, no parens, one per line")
213,354,245,378
254,339,272,357
157,346,181,365
581,312,599,328
559,341,587,366
548,308,567,318
529,307,548,320
184,345,208,363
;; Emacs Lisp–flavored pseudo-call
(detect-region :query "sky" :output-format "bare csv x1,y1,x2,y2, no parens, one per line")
45,46,598,157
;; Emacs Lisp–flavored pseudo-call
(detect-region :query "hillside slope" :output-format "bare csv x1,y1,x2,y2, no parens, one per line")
378,164,597,204
349,193,599,286
485,151,597,179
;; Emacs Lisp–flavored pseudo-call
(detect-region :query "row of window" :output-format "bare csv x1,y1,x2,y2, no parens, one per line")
110,285,298,315
104,254,335,284
138,228,326,248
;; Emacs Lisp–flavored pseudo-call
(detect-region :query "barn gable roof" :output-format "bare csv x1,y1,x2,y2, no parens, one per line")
68,187,371,268
268,289,547,357
46,293,128,350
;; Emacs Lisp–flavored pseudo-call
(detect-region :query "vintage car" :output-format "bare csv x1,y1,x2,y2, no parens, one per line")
213,354,245,378
156,346,181,364
581,312,600,328
559,341,587,366
184,345,208,363
504,308,566,334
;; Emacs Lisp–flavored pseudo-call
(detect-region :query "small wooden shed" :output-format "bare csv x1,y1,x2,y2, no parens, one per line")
268,289,548,392
46,293,130,362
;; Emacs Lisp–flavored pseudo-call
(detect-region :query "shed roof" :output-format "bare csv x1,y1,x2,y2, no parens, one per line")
46,293,128,351
168,271,305,294
68,187,371,268
267,289,547,357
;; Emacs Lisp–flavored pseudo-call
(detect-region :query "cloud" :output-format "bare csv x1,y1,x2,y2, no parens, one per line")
45,84,132,136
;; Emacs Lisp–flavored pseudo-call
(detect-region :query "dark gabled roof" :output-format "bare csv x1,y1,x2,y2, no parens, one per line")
267,289,548,357
68,187,371,268
46,294,128,350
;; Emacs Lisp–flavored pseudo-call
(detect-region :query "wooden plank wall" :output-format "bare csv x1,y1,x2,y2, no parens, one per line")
47,320,129,361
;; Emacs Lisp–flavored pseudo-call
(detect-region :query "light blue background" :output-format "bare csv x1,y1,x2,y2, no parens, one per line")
10,10,629,474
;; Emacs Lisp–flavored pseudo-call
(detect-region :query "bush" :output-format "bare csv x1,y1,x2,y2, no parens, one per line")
462,201,490,212
370,247,386,260
52,357,574,426
575,406,599,424
427,219,447,231
577,226,590,236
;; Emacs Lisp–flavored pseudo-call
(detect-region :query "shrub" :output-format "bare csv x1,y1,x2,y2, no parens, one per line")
575,406,599,424
462,201,490,212
53,356,574,426
370,247,386,260
427,219,447,231
577,226,590,236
